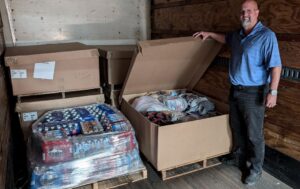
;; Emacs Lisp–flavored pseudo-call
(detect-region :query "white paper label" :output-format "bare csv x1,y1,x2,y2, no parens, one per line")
23,112,38,122
11,69,27,79
33,61,55,80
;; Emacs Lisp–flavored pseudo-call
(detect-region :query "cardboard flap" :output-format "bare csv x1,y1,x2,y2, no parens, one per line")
97,45,136,59
121,37,223,95
5,43,93,56
156,115,231,170
5,43,99,66
15,95,104,112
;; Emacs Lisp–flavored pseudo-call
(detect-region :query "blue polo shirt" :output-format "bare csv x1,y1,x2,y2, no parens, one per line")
226,21,282,86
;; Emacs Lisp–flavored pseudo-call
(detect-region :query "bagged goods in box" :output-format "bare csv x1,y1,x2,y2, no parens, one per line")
29,103,145,189
132,90,216,126
131,96,169,112
158,95,188,112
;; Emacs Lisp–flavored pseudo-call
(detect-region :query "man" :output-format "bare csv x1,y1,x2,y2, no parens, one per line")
193,0,282,186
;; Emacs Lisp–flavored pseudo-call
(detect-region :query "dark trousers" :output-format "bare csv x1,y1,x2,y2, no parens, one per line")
229,85,268,174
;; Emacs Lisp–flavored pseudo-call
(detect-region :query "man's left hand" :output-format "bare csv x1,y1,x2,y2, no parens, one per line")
266,94,277,108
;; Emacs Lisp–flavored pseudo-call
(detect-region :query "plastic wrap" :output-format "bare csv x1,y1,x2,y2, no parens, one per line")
179,93,215,115
28,103,145,189
30,148,144,189
158,96,188,112
131,96,169,112
30,104,134,163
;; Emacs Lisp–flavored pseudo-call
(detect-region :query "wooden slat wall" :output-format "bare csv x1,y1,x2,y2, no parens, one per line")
0,65,10,188
152,0,300,68
152,0,300,160
0,14,4,55
0,13,12,188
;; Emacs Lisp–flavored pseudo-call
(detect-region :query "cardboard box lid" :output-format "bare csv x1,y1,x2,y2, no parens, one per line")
121,37,222,96
97,45,136,59
5,42,99,66
15,94,105,112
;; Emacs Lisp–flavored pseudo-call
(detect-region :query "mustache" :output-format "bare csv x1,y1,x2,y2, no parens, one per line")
241,18,250,23
241,18,250,27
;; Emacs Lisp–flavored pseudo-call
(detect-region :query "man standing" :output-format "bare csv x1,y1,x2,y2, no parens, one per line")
193,0,282,186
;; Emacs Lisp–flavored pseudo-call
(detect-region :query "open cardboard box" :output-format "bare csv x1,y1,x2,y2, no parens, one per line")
5,43,100,96
120,37,232,171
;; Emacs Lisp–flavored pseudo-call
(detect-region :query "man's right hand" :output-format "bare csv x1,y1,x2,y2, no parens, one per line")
192,31,226,44
193,31,212,40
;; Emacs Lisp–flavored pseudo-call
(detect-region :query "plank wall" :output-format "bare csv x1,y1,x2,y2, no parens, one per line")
0,13,13,188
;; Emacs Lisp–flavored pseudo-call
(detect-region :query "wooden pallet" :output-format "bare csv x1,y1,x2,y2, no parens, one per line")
160,157,222,181
17,88,103,103
73,168,147,189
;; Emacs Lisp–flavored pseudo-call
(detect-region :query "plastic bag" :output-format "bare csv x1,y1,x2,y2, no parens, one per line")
132,96,169,112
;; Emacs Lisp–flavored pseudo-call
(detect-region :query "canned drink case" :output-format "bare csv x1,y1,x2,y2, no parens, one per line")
43,129,67,140
80,117,103,134
111,121,128,132
73,137,104,158
107,113,125,122
49,111,65,122
42,139,72,163
31,168,61,189
40,121,82,137
75,108,91,118
96,104,115,115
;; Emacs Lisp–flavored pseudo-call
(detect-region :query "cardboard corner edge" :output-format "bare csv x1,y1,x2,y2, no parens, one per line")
90,48,100,57
4,56,15,67
118,48,140,101
120,97,159,168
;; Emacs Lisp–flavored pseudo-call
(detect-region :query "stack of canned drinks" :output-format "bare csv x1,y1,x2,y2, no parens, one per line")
29,103,145,189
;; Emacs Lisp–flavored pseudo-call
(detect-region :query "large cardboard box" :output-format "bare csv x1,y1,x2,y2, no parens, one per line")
120,37,232,171
98,45,135,87
5,43,100,96
16,93,105,141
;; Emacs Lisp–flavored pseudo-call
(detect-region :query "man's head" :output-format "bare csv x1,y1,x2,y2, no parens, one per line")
240,0,259,30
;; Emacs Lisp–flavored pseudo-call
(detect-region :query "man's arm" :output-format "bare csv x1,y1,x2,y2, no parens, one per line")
266,66,282,108
193,32,226,44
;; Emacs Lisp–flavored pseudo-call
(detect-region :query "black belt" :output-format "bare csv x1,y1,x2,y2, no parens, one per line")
231,84,266,91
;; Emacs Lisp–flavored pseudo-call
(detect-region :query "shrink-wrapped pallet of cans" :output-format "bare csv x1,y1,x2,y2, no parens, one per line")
29,103,145,189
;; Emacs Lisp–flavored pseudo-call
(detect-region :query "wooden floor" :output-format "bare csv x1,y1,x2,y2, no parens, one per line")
117,161,292,189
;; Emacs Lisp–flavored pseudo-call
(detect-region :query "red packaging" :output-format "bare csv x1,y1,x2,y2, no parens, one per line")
42,139,72,163
115,131,136,152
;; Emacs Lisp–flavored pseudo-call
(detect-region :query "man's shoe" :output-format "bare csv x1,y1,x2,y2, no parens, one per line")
244,171,262,186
